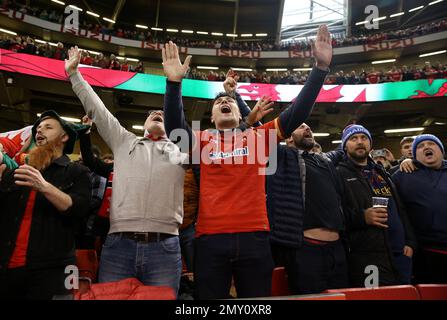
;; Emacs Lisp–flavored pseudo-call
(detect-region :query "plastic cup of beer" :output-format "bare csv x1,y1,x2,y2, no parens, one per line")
372,197,389,208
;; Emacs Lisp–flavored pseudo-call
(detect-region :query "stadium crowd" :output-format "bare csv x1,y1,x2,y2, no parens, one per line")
1,0,447,51
1,32,446,86
0,24,446,301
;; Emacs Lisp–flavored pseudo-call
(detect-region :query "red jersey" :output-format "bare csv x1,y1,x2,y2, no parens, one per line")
8,191,37,268
195,119,284,236
80,56,93,65
97,172,113,218
121,64,130,72
425,68,437,80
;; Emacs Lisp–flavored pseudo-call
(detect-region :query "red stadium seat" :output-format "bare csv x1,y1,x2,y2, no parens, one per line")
271,267,291,296
324,285,420,300
74,278,176,300
290,293,346,300
415,284,447,300
76,249,99,283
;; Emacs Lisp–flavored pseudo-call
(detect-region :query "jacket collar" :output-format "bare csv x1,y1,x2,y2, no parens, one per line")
414,159,447,170
51,155,70,167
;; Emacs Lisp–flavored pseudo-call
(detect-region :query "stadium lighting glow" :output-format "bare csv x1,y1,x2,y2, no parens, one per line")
428,0,444,5
103,17,115,23
197,66,219,70
384,127,424,134
332,140,342,144
117,57,139,62
136,24,148,29
390,12,405,18
0,28,17,35
230,68,253,71
35,39,47,44
409,6,424,12
371,59,396,64
419,50,446,57
132,125,144,131
87,11,99,17
37,114,80,123
166,29,179,33
181,30,194,34
196,31,208,35
355,21,368,25
48,42,58,46
241,34,253,37
51,0,65,5
87,50,100,55
226,33,238,37
256,33,268,37
313,133,330,137
211,32,223,36
266,68,288,72
293,68,312,71
151,27,163,31
68,5,83,11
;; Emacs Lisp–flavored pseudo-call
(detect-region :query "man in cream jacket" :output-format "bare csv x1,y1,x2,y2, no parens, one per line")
65,46,186,295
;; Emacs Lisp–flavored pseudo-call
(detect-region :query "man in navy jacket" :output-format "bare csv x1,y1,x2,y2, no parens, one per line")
392,134,447,284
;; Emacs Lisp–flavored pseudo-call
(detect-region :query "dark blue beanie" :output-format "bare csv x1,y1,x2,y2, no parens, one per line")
412,134,445,159
341,124,372,149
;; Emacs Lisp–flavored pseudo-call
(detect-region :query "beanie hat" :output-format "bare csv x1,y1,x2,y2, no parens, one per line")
341,124,372,150
412,134,445,160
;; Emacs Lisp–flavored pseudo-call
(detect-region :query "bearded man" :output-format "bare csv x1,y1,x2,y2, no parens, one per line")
336,125,416,286
0,111,91,300
267,123,347,294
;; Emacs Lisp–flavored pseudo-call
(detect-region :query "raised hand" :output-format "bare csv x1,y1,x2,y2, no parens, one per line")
82,115,93,135
223,69,239,94
65,46,81,77
246,95,275,126
162,41,192,82
311,25,332,71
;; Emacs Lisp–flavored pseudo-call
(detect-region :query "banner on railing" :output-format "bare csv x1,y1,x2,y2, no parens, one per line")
0,49,446,102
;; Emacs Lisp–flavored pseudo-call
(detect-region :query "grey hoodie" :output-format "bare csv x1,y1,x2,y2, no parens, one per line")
70,71,186,235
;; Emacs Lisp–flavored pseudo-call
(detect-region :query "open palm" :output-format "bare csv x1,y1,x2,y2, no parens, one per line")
246,95,274,125
162,41,192,82
311,25,333,70
65,46,81,76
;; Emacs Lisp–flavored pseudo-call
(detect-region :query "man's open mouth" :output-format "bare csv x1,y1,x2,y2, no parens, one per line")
152,115,163,123
303,133,312,139
424,149,434,157
36,135,46,142
220,105,232,114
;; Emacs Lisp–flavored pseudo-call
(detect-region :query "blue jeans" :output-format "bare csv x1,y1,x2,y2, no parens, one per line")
194,232,274,299
179,224,195,272
98,233,182,295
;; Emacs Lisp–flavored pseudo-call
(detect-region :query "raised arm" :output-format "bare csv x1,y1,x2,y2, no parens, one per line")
65,46,133,151
79,116,113,179
278,25,332,138
162,41,193,148
223,69,261,127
